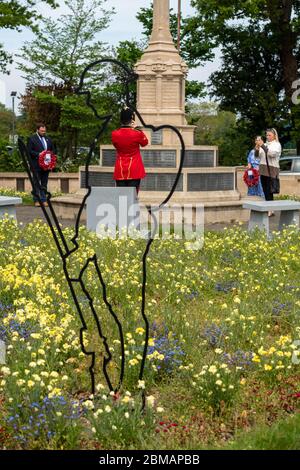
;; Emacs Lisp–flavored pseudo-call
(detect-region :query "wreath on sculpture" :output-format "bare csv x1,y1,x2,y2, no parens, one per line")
38,150,57,171
243,167,260,187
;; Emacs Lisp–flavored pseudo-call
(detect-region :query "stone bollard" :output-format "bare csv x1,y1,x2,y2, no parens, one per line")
0,340,6,364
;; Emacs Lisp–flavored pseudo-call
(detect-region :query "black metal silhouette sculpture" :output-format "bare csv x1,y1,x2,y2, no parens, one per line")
18,58,185,402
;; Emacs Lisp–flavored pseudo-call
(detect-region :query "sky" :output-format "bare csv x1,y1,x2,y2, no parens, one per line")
0,0,221,112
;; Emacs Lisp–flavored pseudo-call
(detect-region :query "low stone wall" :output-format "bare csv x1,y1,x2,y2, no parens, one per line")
2,169,300,201
0,172,79,194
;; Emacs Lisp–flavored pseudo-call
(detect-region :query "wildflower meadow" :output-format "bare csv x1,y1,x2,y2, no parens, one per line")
0,217,300,450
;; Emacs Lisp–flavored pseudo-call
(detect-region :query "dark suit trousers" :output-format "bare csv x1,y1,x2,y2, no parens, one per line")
32,168,49,202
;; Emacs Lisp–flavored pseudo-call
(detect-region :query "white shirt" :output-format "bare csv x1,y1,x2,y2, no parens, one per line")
259,140,281,168
37,132,47,150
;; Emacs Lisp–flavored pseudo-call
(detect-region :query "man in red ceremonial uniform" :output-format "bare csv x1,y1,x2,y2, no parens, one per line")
112,108,148,194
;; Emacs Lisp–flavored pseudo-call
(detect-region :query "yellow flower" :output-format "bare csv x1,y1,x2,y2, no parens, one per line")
129,358,139,366
48,388,62,397
31,333,41,339
264,365,273,371
135,327,145,335
252,355,261,363
258,347,267,356
122,396,131,404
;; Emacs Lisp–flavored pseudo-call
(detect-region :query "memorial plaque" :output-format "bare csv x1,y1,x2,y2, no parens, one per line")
151,129,163,145
141,173,183,191
81,171,183,191
102,149,117,166
187,173,234,191
101,149,176,168
81,171,114,188
183,150,215,168
141,149,176,168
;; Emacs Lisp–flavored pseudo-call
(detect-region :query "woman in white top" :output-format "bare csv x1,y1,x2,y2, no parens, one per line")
256,128,282,215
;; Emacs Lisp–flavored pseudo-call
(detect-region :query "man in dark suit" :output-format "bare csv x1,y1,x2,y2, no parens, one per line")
27,123,54,207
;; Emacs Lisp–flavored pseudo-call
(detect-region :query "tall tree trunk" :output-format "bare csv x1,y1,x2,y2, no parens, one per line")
266,1,298,98
266,0,299,151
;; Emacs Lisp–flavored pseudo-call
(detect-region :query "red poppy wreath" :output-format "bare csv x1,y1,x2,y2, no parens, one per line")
243,168,259,187
38,150,57,171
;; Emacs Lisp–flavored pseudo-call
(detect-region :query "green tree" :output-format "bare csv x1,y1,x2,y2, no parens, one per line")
17,0,115,166
190,0,300,149
0,103,13,140
187,102,250,166
0,0,58,73
209,25,290,141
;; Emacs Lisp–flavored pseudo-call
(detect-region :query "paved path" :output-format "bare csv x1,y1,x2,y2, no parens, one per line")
15,205,282,232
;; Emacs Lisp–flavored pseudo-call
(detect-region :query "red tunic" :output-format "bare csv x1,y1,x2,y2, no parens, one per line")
112,127,148,180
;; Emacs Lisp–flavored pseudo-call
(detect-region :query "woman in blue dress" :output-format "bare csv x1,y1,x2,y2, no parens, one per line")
247,137,265,198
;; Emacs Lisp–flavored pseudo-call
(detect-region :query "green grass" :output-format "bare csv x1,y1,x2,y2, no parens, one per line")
225,412,300,450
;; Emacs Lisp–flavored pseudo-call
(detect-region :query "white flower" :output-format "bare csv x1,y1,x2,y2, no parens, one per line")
96,383,105,391
50,371,59,378
1,367,10,376
208,365,217,374
105,405,111,413
137,380,145,389
83,400,94,410
156,407,164,413
125,412,130,419
146,395,155,407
